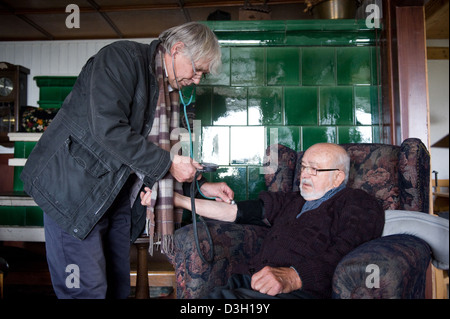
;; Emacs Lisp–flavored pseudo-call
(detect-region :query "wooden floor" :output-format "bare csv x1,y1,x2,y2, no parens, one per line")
0,241,175,299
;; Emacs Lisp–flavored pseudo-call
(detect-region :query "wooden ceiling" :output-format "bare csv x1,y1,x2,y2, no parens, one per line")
0,0,448,41
426,0,449,39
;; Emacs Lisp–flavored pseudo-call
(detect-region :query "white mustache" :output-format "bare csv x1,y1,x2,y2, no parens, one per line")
300,178,313,188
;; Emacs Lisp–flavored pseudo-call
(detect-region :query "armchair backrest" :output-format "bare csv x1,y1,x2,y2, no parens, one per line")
264,138,430,213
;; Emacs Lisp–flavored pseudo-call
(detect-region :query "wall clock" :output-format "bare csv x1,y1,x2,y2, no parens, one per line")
0,62,30,143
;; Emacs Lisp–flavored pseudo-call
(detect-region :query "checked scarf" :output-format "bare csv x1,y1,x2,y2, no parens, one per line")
145,44,184,255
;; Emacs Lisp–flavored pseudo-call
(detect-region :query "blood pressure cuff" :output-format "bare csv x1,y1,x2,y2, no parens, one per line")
235,199,270,227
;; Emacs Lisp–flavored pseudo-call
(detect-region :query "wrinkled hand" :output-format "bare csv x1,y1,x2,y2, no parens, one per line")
169,155,203,183
200,182,234,203
251,266,302,296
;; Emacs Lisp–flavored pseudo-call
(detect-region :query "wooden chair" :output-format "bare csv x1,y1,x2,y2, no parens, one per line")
431,178,449,298
433,179,449,213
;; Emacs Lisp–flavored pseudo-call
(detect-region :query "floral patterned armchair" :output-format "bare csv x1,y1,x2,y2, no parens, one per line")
167,138,449,299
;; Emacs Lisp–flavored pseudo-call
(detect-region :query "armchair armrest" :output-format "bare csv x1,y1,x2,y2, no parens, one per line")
383,210,449,270
171,220,268,299
332,234,431,299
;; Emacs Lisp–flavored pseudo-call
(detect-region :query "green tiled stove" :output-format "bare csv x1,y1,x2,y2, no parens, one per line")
195,20,381,201
0,76,76,241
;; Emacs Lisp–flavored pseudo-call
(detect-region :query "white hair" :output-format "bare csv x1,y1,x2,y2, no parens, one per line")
159,22,222,75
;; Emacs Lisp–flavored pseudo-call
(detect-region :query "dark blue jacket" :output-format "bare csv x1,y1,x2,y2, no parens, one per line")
21,40,171,241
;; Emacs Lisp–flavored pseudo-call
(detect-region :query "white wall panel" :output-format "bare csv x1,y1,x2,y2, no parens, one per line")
0,38,154,107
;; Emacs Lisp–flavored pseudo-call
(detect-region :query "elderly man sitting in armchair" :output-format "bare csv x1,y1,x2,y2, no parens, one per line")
140,142,385,299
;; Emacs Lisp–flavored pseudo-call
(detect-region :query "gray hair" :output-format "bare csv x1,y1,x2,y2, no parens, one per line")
159,22,222,75
334,146,351,185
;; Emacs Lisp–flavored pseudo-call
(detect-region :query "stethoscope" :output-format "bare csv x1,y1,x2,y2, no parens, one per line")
171,52,215,263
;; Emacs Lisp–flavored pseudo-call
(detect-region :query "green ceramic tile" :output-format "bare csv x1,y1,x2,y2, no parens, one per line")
200,47,230,86
338,126,373,144
266,47,300,86
319,87,353,125
13,141,37,158
372,85,382,125
194,86,212,126
370,46,379,85
372,125,382,143
212,87,247,125
13,141,25,157
248,87,283,125
248,166,268,199
354,86,378,125
285,87,318,125
216,31,286,46
13,167,24,191
206,20,287,32
0,207,26,226
211,166,248,201
231,47,265,86
301,47,335,86
229,127,263,166
285,31,320,46
266,126,301,152
302,126,337,150
201,126,230,165
337,47,371,85
39,86,73,103
230,126,265,165
26,207,44,226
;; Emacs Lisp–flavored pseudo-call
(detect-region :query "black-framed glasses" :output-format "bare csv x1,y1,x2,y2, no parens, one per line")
300,165,340,176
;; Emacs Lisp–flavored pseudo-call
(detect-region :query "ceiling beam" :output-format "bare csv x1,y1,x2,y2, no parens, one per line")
425,0,449,19
0,0,54,39
427,46,449,59
0,0,307,15
178,0,192,22
87,0,123,38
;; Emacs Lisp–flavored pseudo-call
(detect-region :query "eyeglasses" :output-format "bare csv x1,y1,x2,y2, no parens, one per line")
189,57,199,79
300,165,340,176
189,57,207,80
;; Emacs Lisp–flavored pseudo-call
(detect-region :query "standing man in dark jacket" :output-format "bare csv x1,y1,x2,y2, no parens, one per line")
20,22,233,299
156,143,385,299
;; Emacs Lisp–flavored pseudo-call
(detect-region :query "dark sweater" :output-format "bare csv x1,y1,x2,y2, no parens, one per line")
237,187,384,299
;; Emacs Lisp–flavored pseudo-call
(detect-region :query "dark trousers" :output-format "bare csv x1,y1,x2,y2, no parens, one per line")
44,186,132,299
207,274,316,299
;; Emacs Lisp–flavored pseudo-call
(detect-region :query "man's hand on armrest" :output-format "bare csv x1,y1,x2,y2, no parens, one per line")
250,266,303,296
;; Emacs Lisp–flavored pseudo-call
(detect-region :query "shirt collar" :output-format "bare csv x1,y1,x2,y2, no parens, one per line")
296,184,346,218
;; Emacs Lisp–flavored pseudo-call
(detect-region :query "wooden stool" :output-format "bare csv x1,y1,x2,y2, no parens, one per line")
0,270,3,299
0,257,9,299
133,236,150,299
131,237,176,299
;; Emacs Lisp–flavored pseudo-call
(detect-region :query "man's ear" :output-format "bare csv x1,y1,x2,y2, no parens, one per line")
333,171,345,188
171,41,185,56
